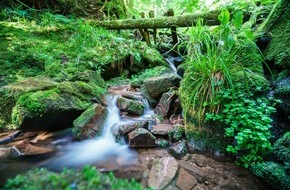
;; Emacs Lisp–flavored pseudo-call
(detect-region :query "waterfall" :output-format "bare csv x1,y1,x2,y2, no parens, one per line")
45,93,154,168
165,57,177,76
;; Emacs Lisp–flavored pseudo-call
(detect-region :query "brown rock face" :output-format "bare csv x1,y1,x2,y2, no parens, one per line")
176,168,197,190
178,160,207,183
148,157,178,189
154,92,175,117
151,124,173,135
128,128,156,147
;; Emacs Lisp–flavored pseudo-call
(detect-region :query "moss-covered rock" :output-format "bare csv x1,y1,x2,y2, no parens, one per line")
73,104,108,140
117,97,145,116
71,70,106,88
256,0,290,69
12,88,90,131
0,76,58,128
4,166,147,190
144,74,180,98
273,132,290,166
251,162,290,190
0,76,106,130
131,66,171,88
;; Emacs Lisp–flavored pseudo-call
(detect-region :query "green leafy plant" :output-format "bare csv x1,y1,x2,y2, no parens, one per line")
206,90,279,168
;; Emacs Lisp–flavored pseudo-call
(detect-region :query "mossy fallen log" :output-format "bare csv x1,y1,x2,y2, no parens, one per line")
92,10,221,29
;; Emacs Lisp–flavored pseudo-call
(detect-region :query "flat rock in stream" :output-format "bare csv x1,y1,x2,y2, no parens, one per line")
148,157,178,189
128,128,156,147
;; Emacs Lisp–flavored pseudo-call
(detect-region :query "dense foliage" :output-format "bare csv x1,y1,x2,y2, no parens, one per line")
206,90,279,167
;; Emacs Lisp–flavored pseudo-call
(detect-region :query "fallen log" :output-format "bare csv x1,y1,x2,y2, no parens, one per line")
92,10,221,30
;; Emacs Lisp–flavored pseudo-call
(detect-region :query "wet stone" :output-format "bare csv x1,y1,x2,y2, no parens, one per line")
128,128,156,148
151,123,173,136
169,141,188,159
154,92,175,117
176,168,197,190
148,157,178,189
178,160,207,183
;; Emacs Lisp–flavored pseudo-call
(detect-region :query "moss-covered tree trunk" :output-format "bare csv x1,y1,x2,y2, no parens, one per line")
3,0,127,19
94,10,221,29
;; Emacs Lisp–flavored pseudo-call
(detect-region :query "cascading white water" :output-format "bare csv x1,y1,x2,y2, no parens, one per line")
165,57,177,76
46,93,154,167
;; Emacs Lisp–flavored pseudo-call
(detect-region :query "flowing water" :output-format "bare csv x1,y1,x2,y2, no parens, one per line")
45,94,153,168
165,57,177,76
0,93,155,185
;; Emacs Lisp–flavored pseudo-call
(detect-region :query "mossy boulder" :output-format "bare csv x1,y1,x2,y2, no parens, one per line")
71,70,106,88
4,166,147,190
0,77,106,130
131,66,171,88
117,97,145,116
12,88,90,131
144,74,180,98
0,76,58,128
251,162,290,190
73,104,108,140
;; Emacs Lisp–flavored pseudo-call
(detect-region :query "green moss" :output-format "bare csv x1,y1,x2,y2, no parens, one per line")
256,0,290,68
273,132,290,165
168,124,185,142
72,104,108,139
117,97,145,116
12,88,90,128
131,66,171,87
73,106,96,130
0,12,165,85
185,124,227,152
251,162,290,190
0,77,57,128
4,166,147,190
58,81,105,102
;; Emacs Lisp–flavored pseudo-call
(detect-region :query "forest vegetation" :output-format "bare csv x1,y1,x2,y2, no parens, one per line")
0,0,289,189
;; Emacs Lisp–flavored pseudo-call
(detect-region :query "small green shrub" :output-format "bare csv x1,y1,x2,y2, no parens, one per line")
251,162,290,190
206,90,279,168
4,166,147,190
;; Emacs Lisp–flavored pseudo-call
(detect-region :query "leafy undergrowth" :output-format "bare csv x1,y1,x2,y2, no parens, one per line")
4,166,147,190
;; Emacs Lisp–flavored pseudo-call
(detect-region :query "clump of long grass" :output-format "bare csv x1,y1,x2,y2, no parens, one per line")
180,10,264,125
